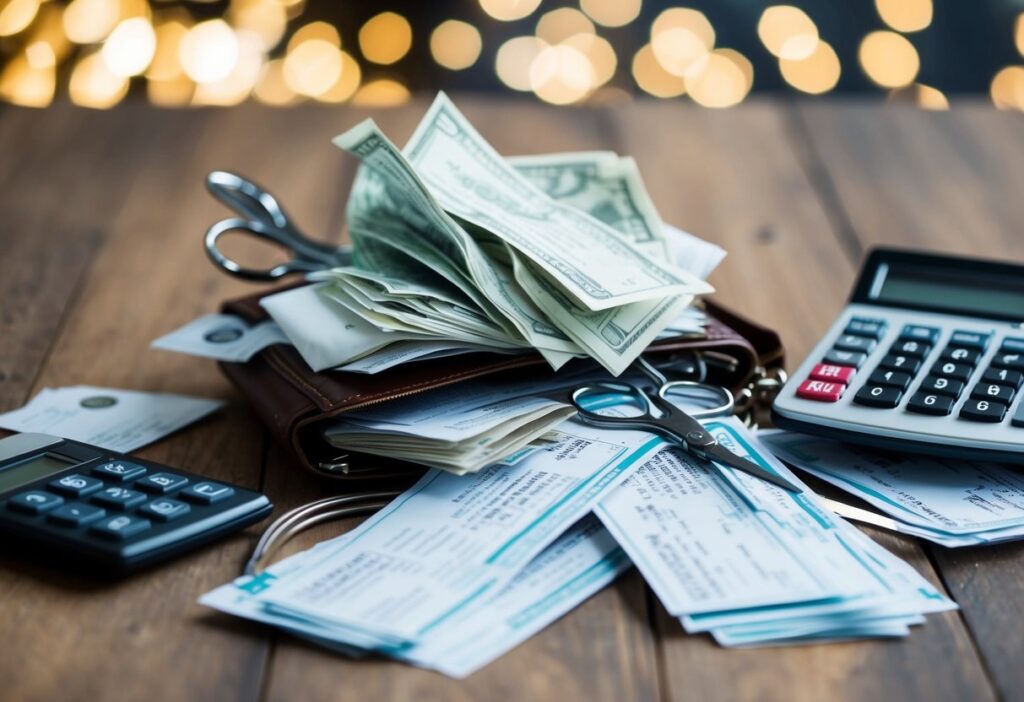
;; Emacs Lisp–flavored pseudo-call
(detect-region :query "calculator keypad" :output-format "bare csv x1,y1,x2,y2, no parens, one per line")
907,392,955,416
92,461,146,482
136,472,189,494
139,498,191,522
8,491,63,515
49,474,105,498
48,502,107,528
853,385,903,409
90,514,152,540
91,486,147,511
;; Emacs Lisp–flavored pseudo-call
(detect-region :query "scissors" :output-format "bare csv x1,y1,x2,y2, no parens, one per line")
204,171,351,281
570,358,802,493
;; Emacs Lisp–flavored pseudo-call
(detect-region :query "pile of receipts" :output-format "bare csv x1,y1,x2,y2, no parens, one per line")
202,419,956,676
765,432,1024,547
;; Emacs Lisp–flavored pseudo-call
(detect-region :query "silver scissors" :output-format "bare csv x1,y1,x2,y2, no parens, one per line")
571,358,802,493
204,171,351,281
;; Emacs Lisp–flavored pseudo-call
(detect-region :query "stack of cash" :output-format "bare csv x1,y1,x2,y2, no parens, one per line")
263,93,715,376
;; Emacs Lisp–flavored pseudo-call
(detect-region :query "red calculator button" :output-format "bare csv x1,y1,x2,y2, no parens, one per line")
809,364,856,384
796,379,846,402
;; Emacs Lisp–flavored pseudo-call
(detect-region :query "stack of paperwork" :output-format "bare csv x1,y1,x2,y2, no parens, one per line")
202,419,955,675
764,432,1024,547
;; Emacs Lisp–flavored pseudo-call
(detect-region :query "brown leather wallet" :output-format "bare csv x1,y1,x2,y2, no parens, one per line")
219,285,785,487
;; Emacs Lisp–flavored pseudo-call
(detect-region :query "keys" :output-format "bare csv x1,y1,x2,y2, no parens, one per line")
982,367,1023,389
906,392,955,416
991,351,1024,371
853,385,903,409
140,498,191,522
900,325,940,343
48,473,104,498
90,514,152,540
918,375,964,397
940,347,981,365
930,361,973,382
959,398,1008,423
949,330,990,350
823,349,867,368
92,460,146,482
91,486,147,511
809,364,856,384
833,335,876,354
7,490,63,515
970,383,1016,404
47,502,106,528
1001,337,1024,353
181,482,235,505
136,472,189,494
878,354,922,375
867,369,912,391
891,338,931,358
844,318,886,339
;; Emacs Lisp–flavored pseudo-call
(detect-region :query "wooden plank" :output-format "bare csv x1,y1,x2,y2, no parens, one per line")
798,101,1024,699
0,103,360,702
616,100,994,701
262,97,663,702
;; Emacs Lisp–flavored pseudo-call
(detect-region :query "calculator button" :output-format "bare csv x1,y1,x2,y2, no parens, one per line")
47,502,106,528
900,325,940,344
991,352,1024,371
823,349,866,368
136,472,188,494
181,481,235,505
7,491,63,515
91,486,146,511
853,385,903,409
878,354,922,375
833,335,876,354
970,383,1016,404
918,375,964,397
930,361,974,382
906,392,955,416
92,460,146,482
48,474,104,498
867,369,912,391
959,398,1008,423
940,347,981,365
891,339,931,358
844,318,886,339
809,364,855,384
1001,337,1024,353
949,331,990,350
982,367,1023,389
140,498,191,522
90,514,152,540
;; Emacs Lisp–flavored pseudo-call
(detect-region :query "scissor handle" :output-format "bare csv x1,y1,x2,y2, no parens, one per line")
571,382,663,430
204,218,331,282
658,381,734,419
206,170,291,229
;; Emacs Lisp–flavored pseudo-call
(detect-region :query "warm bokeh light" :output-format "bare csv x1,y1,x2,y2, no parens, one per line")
69,50,129,108
0,0,40,37
62,0,120,44
536,7,594,45
991,66,1024,110
180,19,239,84
228,0,286,52
352,78,410,106
685,49,750,107
889,83,949,110
479,0,542,23
496,35,547,91
530,43,593,104
1016,14,1024,58
102,17,157,77
651,7,714,78
253,57,300,105
146,19,189,81
317,49,360,102
146,73,193,106
875,0,932,33
430,20,482,71
287,20,339,52
27,4,71,62
193,29,262,105
358,12,411,65
580,0,641,28
717,48,753,93
779,39,840,94
0,51,54,106
757,5,818,61
564,33,617,88
283,37,341,97
859,31,919,88
632,42,685,98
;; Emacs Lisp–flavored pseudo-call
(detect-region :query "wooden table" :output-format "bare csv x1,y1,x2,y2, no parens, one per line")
2,97,1022,702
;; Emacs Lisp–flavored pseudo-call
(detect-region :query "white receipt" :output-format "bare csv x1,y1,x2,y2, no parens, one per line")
151,313,290,362
0,386,223,452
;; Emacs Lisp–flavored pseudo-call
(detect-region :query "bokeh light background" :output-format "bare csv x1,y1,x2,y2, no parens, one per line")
0,0,1022,109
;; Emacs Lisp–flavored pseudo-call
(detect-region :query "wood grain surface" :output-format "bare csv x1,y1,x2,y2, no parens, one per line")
0,98,1018,702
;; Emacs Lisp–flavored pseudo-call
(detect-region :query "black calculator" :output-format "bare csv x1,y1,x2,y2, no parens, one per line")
773,248,1024,463
0,432,272,572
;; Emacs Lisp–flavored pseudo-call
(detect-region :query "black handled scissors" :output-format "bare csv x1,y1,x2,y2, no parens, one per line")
204,171,351,281
570,358,802,493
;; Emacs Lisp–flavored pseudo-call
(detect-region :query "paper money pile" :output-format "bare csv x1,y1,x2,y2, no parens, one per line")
264,93,714,376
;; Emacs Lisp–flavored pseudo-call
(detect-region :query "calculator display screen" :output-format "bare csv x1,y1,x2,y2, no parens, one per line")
874,262,1024,318
0,453,75,493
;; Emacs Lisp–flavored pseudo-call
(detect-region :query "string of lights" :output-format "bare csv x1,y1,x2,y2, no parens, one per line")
0,0,1019,109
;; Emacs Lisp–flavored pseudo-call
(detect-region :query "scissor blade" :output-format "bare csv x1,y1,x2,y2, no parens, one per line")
703,443,803,493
